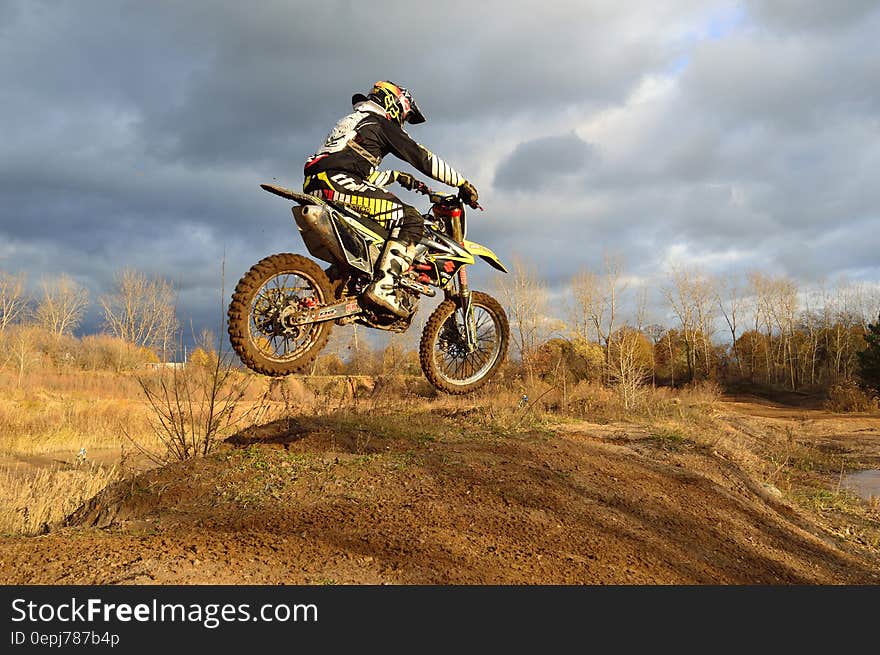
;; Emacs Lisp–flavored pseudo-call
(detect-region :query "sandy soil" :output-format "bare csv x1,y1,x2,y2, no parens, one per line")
1,396,878,585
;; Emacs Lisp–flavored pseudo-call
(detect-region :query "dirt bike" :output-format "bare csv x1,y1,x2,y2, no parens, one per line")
227,179,510,394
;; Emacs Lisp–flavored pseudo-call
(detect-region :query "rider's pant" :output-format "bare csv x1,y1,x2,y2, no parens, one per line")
303,171,424,246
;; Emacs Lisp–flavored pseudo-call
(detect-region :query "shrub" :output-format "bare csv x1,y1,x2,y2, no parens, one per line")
824,380,878,413
134,353,252,462
77,334,158,372
679,380,723,410
187,346,217,369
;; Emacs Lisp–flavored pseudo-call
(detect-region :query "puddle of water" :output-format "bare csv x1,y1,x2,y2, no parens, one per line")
841,470,880,501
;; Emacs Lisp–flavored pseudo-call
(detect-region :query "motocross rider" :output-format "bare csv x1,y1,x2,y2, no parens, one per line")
303,81,479,317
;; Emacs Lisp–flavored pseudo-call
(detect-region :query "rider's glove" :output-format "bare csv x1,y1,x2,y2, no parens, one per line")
396,172,429,194
459,180,479,208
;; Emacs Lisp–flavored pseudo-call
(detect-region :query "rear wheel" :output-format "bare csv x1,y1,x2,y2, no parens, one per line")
227,253,333,376
419,291,509,394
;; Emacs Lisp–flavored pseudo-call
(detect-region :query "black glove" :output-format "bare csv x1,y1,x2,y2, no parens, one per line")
459,180,479,208
396,172,429,194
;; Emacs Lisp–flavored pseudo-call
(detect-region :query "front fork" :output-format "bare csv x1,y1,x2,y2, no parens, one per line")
455,266,478,353
447,215,477,352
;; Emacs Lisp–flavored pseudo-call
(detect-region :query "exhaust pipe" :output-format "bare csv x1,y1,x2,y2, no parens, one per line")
292,205,346,264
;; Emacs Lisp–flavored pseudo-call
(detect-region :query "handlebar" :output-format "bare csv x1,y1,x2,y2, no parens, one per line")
413,178,482,211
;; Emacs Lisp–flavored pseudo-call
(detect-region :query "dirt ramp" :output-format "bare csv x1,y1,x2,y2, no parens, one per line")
3,411,878,584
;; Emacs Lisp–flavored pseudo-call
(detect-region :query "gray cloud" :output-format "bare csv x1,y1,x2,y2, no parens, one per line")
680,30,880,131
745,0,879,32
494,133,596,191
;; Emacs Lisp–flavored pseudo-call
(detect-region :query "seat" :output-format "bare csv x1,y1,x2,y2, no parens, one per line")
260,183,390,240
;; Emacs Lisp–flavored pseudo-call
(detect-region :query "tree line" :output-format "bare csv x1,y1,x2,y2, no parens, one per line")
495,255,880,396
3,259,879,399
0,269,177,348
0,269,179,377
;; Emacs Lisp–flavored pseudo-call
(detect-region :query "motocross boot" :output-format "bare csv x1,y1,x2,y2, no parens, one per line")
364,237,417,318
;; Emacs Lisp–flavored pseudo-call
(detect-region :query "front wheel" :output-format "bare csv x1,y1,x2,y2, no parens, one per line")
227,253,333,376
419,291,509,394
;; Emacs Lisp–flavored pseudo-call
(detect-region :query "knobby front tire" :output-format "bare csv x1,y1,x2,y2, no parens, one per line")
419,290,509,394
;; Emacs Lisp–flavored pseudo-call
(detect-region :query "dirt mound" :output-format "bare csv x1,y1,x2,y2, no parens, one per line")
1,408,878,584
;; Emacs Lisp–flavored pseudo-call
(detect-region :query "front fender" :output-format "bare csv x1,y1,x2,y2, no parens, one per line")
462,240,508,273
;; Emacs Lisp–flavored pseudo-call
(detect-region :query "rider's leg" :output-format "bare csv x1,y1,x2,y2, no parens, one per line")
304,171,404,224
303,172,423,317
395,204,425,246
363,205,424,317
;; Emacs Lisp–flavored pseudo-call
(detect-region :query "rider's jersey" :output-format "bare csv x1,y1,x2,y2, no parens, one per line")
304,101,464,188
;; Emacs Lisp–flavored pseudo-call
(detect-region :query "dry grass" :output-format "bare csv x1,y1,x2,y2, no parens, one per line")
0,461,120,536
0,368,159,454
0,369,146,399
0,398,157,455
824,380,879,413
0,367,153,535
443,378,725,431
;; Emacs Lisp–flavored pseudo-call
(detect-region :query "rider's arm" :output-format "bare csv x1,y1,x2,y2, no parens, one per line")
368,169,428,194
381,121,466,188
367,170,398,187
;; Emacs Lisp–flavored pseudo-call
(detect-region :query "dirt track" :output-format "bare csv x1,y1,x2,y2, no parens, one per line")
1,396,878,584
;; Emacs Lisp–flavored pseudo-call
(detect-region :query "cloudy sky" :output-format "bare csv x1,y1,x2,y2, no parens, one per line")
1,0,878,343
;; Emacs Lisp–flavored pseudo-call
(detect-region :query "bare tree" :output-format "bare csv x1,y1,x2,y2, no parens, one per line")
100,269,178,357
715,275,744,377
748,271,776,384
34,274,89,336
865,285,880,333
768,276,799,389
571,253,626,375
498,257,547,378
746,272,803,388
850,280,880,335
800,287,823,387
664,267,698,382
828,279,864,381
607,326,651,410
664,329,678,387
0,272,28,332
635,284,648,331
643,323,665,387
6,326,42,387
570,269,601,342
691,273,716,377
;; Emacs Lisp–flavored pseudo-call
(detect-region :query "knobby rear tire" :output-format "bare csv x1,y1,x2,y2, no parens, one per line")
227,253,333,376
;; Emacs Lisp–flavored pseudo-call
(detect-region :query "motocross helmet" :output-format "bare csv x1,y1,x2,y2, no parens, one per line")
352,81,426,126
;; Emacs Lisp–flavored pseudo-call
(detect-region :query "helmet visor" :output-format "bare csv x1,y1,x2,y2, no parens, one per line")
406,102,426,124
403,93,426,124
